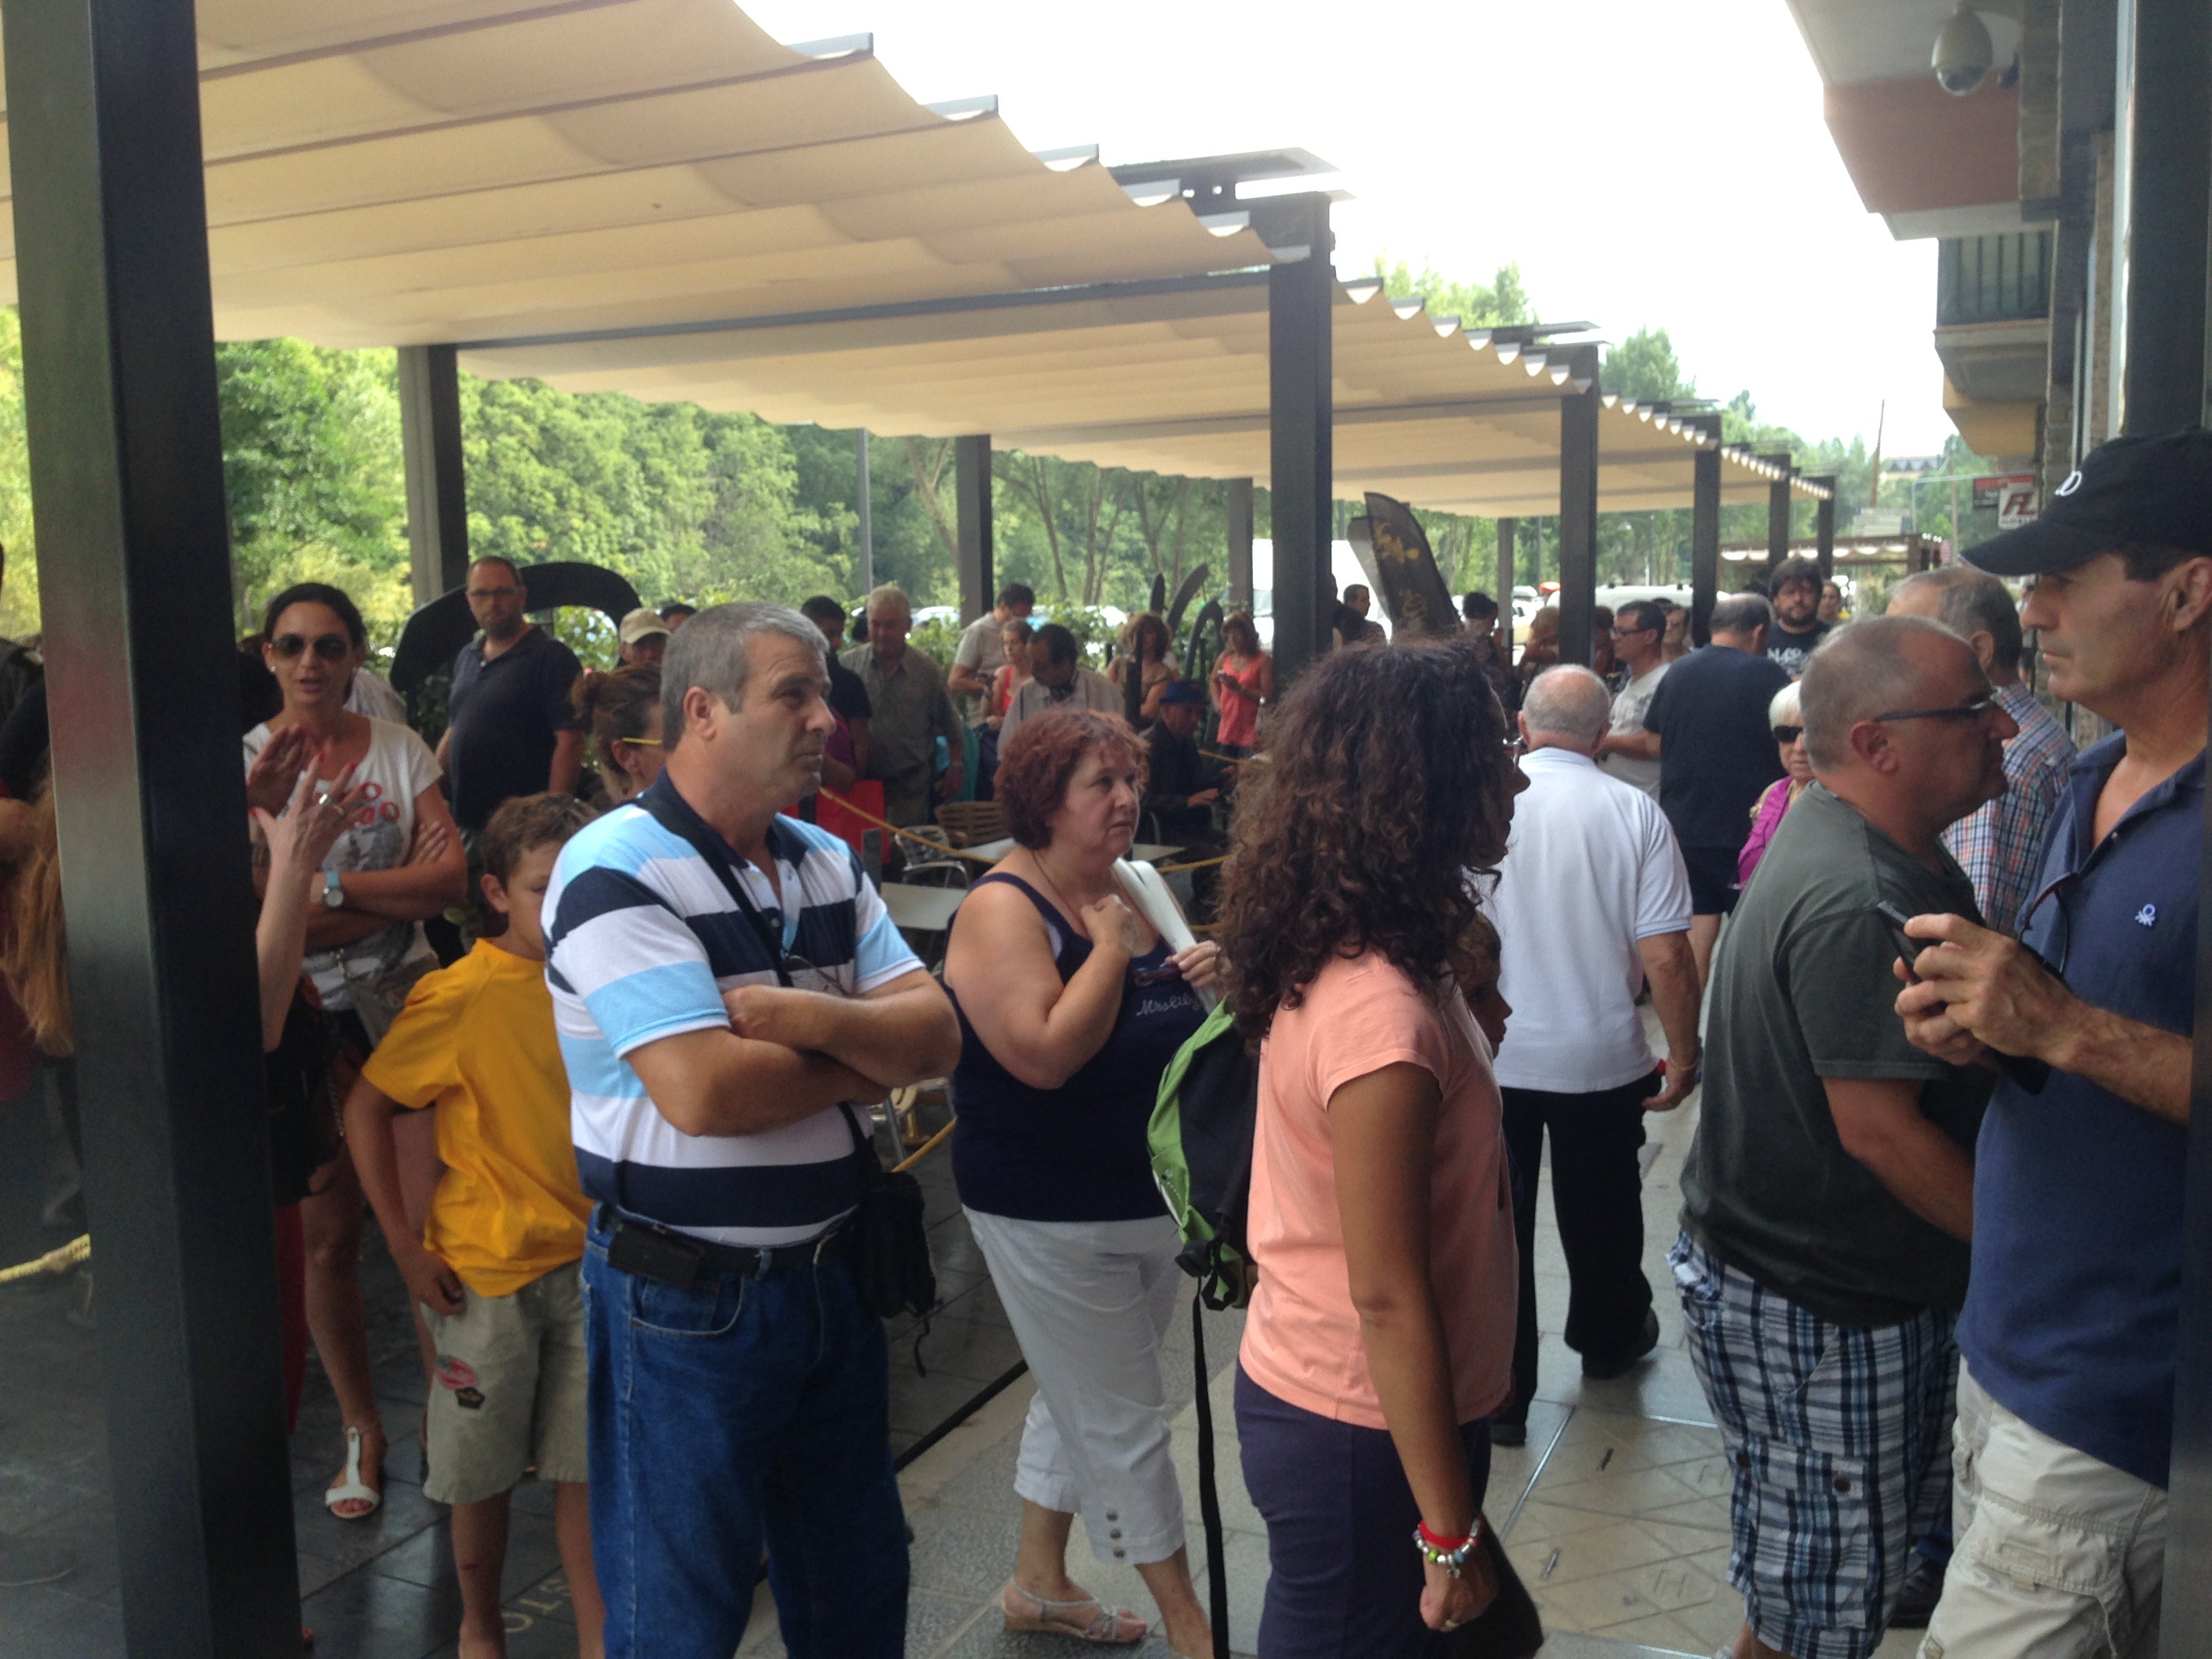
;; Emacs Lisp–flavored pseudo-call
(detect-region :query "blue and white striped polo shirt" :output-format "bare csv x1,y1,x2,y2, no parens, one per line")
543,773,921,1246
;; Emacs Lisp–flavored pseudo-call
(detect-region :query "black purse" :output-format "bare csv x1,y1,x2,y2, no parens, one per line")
265,983,343,1206
1439,1527,1546,1658
634,791,938,1322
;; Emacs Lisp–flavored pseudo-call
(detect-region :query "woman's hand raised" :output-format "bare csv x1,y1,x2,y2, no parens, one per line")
1077,893,1142,960
245,724,317,816
1168,939,1223,991
257,764,367,880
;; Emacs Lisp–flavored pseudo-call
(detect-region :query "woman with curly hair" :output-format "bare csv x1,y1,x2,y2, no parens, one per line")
943,706,1221,1656
1215,640,1525,1656
1109,611,1177,724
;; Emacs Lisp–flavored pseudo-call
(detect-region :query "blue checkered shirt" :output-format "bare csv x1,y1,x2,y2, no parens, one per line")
1941,679,2075,939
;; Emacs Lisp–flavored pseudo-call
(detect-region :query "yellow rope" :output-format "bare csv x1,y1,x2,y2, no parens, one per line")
0,1233,89,1284
815,792,1001,865
1200,748,1267,766
891,1117,956,1174
1155,854,1227,874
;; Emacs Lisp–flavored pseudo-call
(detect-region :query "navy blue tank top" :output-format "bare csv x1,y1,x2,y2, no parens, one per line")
949,872,1206,1222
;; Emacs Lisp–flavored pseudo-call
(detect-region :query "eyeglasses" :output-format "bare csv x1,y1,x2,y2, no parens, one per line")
270,633,350,661
1771,724,1803,745
1610,622,1658,637
1868,693,2001,725
466,586,520,602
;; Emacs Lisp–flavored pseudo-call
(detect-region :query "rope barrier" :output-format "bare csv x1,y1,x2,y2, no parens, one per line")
1200,748,1267,766
891,1116,956,1174
0,1234,88,1285
1155,854,1227,874
815,791,1001,865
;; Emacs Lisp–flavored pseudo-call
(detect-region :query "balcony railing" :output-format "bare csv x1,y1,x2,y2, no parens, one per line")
1937,231,2053,327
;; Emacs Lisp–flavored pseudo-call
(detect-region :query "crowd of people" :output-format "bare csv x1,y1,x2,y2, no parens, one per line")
0,427,2204,1659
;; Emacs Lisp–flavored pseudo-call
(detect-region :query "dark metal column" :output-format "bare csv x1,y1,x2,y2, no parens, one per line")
1689,415,1721,647
1263,194,1334,683
1763,451,1795,575
2139,0,2212,1637
1496,516,1516,657
1555,348,1600,669
1225,477,1254,611
3,0,302,1652
398,343,470,605
1811,476,1838,585
2114,0,2211,432
954,433,993,624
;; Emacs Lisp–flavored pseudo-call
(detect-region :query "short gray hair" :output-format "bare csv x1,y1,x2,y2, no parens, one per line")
1767,680,1802,729
1799,614,1969,771
661,601,826,745
1710,592,1772,637
1521,665,1612,747
1893,567,2024,674
865,583,912,620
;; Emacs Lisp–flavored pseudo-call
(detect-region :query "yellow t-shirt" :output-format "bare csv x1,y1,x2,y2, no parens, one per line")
361,940,589,1297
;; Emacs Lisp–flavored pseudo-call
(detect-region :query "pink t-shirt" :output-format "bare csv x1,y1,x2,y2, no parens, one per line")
1240,951,1517,1430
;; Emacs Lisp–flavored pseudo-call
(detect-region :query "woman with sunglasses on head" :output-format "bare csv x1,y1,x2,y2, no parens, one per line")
571,663,665,804
1737,682,1813,890
246,581,468,1523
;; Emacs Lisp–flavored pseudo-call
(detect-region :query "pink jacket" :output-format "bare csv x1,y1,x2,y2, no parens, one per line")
1738,778,1799,890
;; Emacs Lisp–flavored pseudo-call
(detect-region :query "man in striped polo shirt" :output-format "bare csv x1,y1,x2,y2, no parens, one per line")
545,602,960,1659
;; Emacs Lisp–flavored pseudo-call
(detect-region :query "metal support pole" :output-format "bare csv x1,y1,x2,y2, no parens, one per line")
1556,348,1601,669
954,434,992,624
2114,0,2211,432
398,343,470,605
1496,516,1516,657
856,428,874,595
2139,0,2212,1637
1764,451,1795,577
1688,415,1721,647
1265,194,1334,683
3,0,302,1651
1225,478,1254,610
1812,477,1838,585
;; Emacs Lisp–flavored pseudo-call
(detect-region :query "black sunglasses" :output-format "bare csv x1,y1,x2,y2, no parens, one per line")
270,633,350,661
1869,693,2001,725
1771,724,1803,745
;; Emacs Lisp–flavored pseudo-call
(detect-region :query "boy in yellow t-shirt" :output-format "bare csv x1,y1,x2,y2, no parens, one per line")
347,792,602,1659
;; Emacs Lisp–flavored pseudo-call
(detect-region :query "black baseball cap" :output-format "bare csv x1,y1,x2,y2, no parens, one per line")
1965,428,2212,577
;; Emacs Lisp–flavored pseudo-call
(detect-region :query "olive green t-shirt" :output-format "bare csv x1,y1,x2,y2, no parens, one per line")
1680,783,1991,1327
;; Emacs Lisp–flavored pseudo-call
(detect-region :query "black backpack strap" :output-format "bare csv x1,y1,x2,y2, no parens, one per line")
634,790,794,988
1191,1292,1231,1659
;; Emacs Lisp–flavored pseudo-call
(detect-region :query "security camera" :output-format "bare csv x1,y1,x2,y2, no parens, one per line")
1933,3,1994,96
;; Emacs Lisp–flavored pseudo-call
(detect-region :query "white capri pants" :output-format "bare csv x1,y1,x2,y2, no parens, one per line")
964,1208,1188,1565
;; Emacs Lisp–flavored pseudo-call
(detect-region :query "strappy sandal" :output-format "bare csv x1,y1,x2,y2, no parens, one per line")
324,1425,383,1521
1002,1582,1148,1645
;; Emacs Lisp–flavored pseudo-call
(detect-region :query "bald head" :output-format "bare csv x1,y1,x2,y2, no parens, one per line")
1519,665,1613,755
1800,615,1977,773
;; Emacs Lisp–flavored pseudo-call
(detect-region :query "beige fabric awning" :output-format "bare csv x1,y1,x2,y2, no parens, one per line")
0,0,1824,520
0,0,1278,346
469,274,1823,515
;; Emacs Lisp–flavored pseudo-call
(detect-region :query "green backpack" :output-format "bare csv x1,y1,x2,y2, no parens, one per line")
1149,997,1261,1310
1149,996,1261,1659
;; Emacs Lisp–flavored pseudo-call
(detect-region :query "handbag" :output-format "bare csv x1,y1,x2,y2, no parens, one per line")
342,948,437,1047
632,790,939,1322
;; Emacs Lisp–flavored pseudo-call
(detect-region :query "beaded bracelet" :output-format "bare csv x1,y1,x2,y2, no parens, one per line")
1413,1517,1484,1579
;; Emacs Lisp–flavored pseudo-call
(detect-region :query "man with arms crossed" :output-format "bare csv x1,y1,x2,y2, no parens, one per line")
1486,667,1700,1447
1898,430,2212,1658
1676,617,2013,1659
546,603,962,1657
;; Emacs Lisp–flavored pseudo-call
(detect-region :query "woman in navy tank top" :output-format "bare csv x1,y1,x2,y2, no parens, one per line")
943,707,1219,1657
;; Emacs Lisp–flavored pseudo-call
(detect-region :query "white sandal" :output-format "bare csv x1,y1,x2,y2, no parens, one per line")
324,1426,382,1521
1003,1582,1147,1645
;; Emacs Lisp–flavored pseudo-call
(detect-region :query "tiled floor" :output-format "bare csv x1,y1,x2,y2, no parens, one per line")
1,1022,1924,1659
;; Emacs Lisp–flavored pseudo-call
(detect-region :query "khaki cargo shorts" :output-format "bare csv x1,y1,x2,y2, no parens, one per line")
422,1259,589,1506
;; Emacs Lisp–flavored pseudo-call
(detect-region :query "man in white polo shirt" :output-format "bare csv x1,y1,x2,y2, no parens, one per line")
1485,665,1702,1445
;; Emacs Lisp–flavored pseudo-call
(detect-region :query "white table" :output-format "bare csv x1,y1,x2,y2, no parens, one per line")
962,838,1185,866
879,882,967,934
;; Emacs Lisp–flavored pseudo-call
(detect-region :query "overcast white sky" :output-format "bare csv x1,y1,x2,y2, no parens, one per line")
741,0,1954,459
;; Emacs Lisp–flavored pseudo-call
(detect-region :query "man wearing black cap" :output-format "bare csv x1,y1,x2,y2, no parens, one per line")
1895,429,2212,1658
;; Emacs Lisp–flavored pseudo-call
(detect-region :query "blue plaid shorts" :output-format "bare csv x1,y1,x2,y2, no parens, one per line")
1671,1232,1957,1659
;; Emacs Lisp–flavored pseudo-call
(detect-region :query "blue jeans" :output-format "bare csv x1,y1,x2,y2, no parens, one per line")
581,1212,908,1658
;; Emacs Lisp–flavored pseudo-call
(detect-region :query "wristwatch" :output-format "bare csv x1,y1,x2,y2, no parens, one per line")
321,868,346,909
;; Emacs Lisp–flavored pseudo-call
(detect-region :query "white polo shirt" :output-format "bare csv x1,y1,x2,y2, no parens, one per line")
1487,745,1693,1094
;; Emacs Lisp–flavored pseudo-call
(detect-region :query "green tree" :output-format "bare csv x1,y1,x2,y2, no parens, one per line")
1369,255,1536,327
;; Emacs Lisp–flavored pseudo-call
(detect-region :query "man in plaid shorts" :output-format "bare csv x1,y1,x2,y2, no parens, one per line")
1675,615,2009,1659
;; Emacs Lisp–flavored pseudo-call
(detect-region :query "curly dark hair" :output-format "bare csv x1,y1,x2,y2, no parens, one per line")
996,708,1146,850
1215,640,1517,1045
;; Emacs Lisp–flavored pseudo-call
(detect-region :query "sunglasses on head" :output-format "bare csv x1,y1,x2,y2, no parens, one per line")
270,633,350,661
1771,724,1803,745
